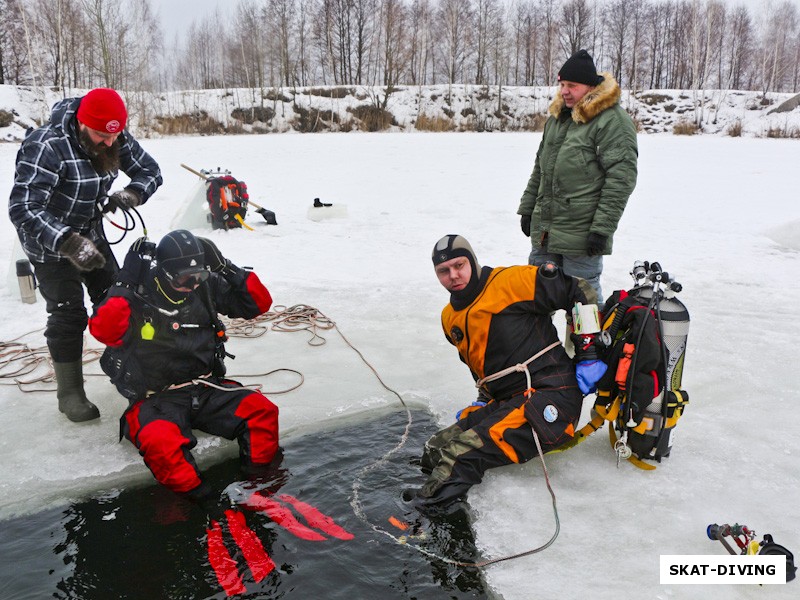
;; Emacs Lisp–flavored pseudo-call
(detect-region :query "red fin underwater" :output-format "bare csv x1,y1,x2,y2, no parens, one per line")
225,509,276,582
243,492,326,541
206,520,246,596
277,494,354,540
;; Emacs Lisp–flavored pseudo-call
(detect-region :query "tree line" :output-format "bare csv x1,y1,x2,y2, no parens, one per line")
1,0,798,98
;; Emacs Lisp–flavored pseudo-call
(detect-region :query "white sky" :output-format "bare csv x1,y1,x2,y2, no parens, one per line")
151,0,800,43
153,0,222,43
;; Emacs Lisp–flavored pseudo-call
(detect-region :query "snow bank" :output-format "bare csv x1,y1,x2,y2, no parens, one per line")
2,83,800,141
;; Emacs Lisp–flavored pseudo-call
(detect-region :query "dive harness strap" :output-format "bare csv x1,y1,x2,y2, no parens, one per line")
475,340,562,396
550,389,689,470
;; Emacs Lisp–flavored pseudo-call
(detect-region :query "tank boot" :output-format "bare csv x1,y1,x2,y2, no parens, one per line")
54,360,100,422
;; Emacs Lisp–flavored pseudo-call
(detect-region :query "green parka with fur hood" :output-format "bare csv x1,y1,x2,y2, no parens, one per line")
517,73,638,256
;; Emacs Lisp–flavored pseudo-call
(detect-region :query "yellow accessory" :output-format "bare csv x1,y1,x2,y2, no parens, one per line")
140,320,154,340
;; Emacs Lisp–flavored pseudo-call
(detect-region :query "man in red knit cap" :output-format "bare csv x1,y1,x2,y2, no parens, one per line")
9,88,162,422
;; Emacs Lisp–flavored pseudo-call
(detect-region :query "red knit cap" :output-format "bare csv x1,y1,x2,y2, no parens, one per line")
76,88,127,133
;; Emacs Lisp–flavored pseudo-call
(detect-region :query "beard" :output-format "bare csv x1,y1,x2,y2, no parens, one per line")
78,128,121,173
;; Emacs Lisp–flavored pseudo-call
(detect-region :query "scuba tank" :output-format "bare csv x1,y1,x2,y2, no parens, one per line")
625,261,690,461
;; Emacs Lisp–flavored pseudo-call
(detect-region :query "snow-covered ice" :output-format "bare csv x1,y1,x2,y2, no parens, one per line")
1,130,798,599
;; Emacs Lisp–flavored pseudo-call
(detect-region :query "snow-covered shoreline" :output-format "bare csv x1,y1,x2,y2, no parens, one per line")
2,83,800,142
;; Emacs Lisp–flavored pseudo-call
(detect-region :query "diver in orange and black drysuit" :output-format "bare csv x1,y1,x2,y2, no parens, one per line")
406,234,596,509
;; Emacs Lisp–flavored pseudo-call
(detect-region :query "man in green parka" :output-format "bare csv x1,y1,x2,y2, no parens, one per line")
518,49,638,303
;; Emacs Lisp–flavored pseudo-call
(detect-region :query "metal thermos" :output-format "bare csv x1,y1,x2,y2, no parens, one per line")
16,259,37,304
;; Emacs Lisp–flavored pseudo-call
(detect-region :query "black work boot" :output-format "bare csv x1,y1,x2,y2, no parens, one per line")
54,361,100,422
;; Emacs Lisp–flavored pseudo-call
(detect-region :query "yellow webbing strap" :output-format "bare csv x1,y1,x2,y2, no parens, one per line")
552,392,659,470
608,425,657,471
630,391,689,435
665,390,689,429
547,395,620,454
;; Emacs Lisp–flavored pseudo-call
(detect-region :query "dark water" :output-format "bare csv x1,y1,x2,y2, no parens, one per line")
0,410,494,599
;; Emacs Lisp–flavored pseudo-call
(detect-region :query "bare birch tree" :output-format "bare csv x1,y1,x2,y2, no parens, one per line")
560,0,592,56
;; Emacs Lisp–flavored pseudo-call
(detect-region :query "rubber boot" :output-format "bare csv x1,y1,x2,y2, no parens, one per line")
54,361,100,422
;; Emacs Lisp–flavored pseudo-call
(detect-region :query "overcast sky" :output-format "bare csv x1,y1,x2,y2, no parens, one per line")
153,0,222,43
152,0,800,44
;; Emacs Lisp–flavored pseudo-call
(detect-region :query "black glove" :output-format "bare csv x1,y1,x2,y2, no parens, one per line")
60,233,106,271
571,331,602,363
103,189,141,214
185,483,230,522
586,232,607,256
118,237,156,286
520,214,531,237
197,237,232,273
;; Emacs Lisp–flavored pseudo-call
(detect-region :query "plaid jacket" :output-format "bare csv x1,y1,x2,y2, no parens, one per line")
8,96,162,262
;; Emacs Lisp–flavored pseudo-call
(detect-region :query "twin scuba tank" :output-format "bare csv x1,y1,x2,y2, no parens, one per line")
574,260,690,466
625,261,690,462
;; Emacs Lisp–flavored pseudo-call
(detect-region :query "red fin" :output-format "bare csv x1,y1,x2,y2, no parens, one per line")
225,510,276,583
206,520,246,596
277,494,354,541
243,492,326,541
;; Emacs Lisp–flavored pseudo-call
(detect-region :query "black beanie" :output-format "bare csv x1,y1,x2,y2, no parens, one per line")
558,49,604,86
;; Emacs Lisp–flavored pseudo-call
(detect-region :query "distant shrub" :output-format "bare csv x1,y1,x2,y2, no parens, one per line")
415,113,454,132
154,111,225,135
639,93,672,106
308,87,355,99
472,115,503,132
727,120,743,137
231,106,275,124
672,119,699,135
225,121,246,135
507,113,547,132
0,109,14,127
461,107,476,118
441,107,454,119
264,90,292,103
663,104,677,113
764,125,800,138
338,118,356,132
292,106,340,132
348,105,395,131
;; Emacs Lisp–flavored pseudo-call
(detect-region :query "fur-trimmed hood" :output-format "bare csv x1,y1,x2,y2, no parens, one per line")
548,72,621,124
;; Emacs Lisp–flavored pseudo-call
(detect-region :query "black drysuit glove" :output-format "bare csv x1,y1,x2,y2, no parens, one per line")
520,215,531,237
586,232,608,256
197,237,233,273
